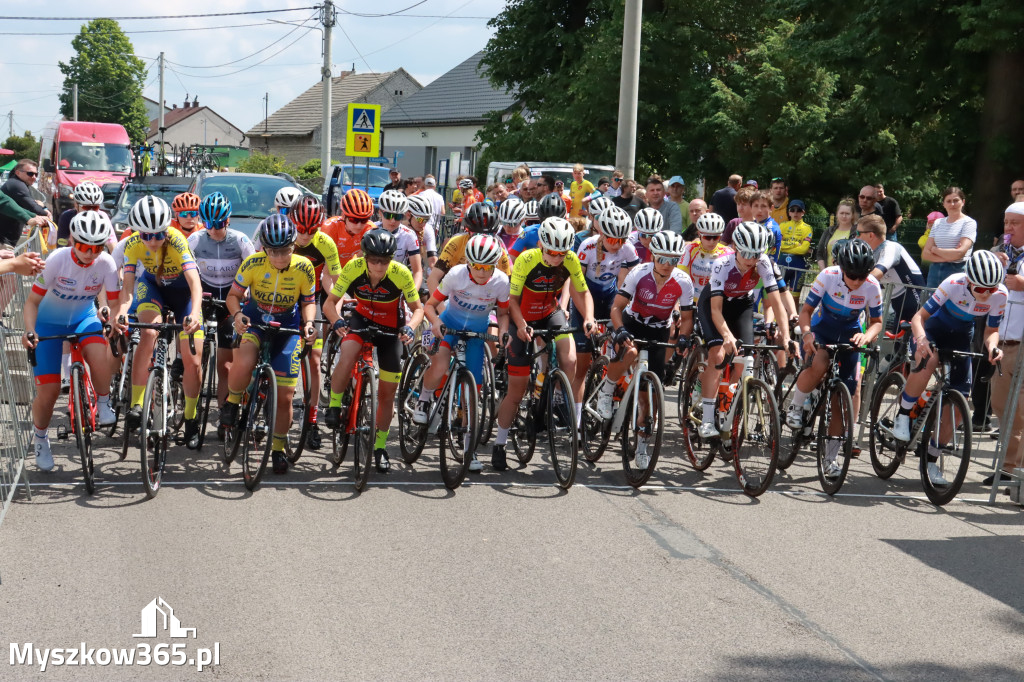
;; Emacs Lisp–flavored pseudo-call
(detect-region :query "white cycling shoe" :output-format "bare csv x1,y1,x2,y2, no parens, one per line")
468,454,483,472
411,400,431,425
97,402,117,427
892,414,911,442
596,392,614,420
35,439,54,472
697,422,718,439
785,404,804,430
926,462,949,487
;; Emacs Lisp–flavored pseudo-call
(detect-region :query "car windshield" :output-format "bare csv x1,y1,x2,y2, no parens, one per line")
58,142,132,173
116,185,189,215
341,166,390,189
197,176,296,218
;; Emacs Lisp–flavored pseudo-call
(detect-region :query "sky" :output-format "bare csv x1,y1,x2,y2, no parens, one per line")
0,0,507,141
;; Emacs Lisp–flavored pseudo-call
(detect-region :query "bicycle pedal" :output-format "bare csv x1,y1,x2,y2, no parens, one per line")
56,426,69,440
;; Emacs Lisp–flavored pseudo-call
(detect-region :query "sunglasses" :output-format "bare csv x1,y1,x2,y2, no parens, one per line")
22,171,38,177
856,230,873,236
789,208,804,213
411,216,428,223
612,178,622,183
382,212,403,221
177,210,198,219
73,242,103,254
366,256,391,266
654,255,679,266
858,195,873,200
295,224,319,234
277,207,290,215
846,274,867,283
79,204,101,211
603,236,625,246
469,262,495,271
701,235,720,241
771,177,784,182
206,220,228,230
972,285,997,294
140,232,166,242
543,249,567,258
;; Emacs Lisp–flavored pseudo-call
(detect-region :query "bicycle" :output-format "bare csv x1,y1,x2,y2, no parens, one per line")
779,343,876,495
26,328,111,495
195,294,225,449
679,345,783,497
869,346,983,505
507,326,580,489
106,328,137,439
223,321,308,491
398,327,487,489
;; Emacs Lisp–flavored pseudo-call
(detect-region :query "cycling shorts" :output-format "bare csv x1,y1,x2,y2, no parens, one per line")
137,271,201,342
887,288,921,333
915,319,973,395
239,302,304,389
569,289,615,353
344,312,403,384
32,315,107,385
623,312,670,382
697,288,753,349
507,309,568,377
201,285,234,349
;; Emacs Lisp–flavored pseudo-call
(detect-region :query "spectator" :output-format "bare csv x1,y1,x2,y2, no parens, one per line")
0,159,51,247
666,176,686,205
382,168,402,192
606,170,625,198
769,177,790,225
568,163,594,218
710,174,741,223
633,187,647,203
922,186,976,288
1011,178,1024,203
610,178,647,220
420,175,446,232
595,177,611,195
874,183,903,241
857,213,925,331
751,190,783,260
778,199,813,291
918,210,945,263
0,250,44,276
487,182,509,205
745,179,759,189
685,198,707,241
645,175,683,234
721,185,757,245
816,198,857,269
857,185,885,224
989,201,1024,485
510,165,530,198
0,190,48,234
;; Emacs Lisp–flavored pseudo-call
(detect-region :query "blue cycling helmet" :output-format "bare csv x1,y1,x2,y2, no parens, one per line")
259,214,297,248
200,192,232,228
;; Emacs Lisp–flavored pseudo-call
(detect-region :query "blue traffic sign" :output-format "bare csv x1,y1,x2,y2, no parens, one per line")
351,108,376,133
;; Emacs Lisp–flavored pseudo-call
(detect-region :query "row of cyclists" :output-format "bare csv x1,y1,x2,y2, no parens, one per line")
24,178,1009,491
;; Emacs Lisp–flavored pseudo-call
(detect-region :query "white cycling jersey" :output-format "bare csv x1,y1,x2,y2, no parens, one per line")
924,273,1007,328
434,264,510,331
804,266,883,326
378,223,421,268
188,228,256,289
577,235,640,300
32,247,120,325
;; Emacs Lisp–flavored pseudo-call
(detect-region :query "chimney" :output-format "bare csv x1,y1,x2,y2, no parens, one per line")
172,104,177,109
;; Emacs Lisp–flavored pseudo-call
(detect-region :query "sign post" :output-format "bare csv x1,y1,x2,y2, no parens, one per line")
345,103,381,159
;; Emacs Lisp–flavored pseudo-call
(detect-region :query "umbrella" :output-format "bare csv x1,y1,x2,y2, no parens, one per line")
0,148,14,154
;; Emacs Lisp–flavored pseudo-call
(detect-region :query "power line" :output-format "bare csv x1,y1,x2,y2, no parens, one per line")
0,21,287,36
165,13,318,69
0,8,318,21
337,1,428,18
166,25,316,80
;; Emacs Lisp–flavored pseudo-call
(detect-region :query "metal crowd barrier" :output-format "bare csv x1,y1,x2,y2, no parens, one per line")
777,262,1024,503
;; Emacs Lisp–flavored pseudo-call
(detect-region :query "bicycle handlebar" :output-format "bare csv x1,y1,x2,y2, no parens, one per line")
122,312,197,356
26,326,113,367
438,325,500,343
910,344,989,374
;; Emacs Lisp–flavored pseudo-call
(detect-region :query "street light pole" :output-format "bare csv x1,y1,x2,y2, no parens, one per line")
614,0,642,180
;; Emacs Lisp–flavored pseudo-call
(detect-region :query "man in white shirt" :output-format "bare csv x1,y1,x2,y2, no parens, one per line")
990,201,1024,485
420,175,446,237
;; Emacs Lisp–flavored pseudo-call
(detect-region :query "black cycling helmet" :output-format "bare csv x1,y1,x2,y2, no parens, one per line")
361,228,397,258
837,238,875,279
537,192,567,221
463,202,498,234
830,238,850,263
259,214,297,248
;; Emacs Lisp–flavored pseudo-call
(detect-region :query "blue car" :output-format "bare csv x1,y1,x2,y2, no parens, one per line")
322,163,392,217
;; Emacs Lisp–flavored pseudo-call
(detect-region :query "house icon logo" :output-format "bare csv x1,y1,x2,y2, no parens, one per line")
133,597,197,639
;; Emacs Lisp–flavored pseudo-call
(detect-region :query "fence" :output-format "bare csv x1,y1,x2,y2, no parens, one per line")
777,262,1024,504
0,227,41,526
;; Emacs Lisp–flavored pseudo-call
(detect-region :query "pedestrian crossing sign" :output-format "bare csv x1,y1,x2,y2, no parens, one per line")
346,103,381,157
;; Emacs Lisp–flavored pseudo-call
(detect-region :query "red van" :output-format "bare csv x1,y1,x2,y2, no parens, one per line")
38,120,132,214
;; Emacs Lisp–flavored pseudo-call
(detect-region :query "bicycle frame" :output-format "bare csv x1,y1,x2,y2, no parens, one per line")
899,351,970,452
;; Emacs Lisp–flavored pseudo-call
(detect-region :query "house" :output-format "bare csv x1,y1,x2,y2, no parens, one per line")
146,97,248,149
379,51,518,180
143,96,171,124
245,70,421,167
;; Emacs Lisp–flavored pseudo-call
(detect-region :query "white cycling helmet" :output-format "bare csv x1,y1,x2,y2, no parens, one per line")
650,230,686,259
465,234,503,266
634,207,664,235
70,210,112,246
458,178,474,190
732,221,772,258
588,195,613,218
377,189,409,215
274,186,303,209
538,216,575,252
128,195,172,233
523,199,539,221
596,206,632,240
498,198,527,225
965,250,1005,288
73,181,104,206
696,212,726,236
406,193,432,218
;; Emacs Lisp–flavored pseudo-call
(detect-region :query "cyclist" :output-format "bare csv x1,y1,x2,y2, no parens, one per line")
785,240,883,476
522,199,540,229
377,189,423,289
854,214,925,331
427,202,512,292
508,193,569,260
323,228,425,473
23,211,120,471
273,186,303,215
497,197,527,251
697,221,793,438
171,192,203,237
52,181,112,250
414,234,511,471
573,195,614,251
630,207,664,264
454,177,482,225
222,215,318,475
187,192,256,436
323,188,374,268
678,212,730,299
491,217,595,470
891,251,1006,484
406,193,438,273
115,196,205,447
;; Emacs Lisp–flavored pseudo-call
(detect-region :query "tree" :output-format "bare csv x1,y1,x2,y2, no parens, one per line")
236,153,296,176
3,131,40,162
58,19,150,143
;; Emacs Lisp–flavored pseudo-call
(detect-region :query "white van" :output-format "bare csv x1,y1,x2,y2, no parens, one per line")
485,161,616,190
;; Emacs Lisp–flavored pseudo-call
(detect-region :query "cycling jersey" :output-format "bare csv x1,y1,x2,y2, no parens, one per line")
678,239,732,298
569,179,595,217
509,248,588,323
122,226,197,286
629,231,653,264
871,241,925,295
322,217,371,268
778,220,812,256
187,229,256,289
708,252,779,300
32,248,120,326
293,231,342,289
804,266,883,327
232,253,316,319
434,232,512,277
497,228,522,252
379,224,420,268
509,225,540,259
330,257,419,329
618,263,694,328
923,273,1007,329
576,235,640,302
434,264,510,332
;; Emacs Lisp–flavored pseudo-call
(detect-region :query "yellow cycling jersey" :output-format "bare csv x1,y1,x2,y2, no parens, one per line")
232,252,316,314
435,232,512,275
293,230,342,284
123,226,197,285
510,248,588,322
779,220,813,256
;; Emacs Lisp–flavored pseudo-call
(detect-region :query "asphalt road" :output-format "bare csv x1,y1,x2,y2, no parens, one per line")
2,403,1022,681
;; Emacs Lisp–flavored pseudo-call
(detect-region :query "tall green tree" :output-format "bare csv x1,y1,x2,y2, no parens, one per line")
58,19,149,143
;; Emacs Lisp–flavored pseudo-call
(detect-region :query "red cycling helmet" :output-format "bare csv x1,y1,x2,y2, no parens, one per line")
292,195,325,233
341,189,374,221
171,192,201,213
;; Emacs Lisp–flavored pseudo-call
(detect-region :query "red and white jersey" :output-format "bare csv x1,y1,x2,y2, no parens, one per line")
32,247,120,325
434,264,510,330
618,262,694,328
577,235,641,298
708,252,778,300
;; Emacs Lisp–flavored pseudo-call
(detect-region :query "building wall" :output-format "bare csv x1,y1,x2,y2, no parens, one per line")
258,135,316,166
382,125,483,180
148,110,248,149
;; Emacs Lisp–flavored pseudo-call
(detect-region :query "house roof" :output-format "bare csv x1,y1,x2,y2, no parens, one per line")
245,70,415,137
147,104,206,138
380,51,517,127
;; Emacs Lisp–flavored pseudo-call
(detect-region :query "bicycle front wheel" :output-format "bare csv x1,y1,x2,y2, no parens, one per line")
510,394,537,465
140,367,168,499
196,337,217,449
441,368,477,489
731,378,779,497
680,359,716,471
397,351,430,464
919,389,971,506
241,366,277,491
581,357,612,463
286,354,313,464
478,344,497,446
547,369,578,489
816,381,854,495
351,368,377,492
868,372,906,479
622,371,664,488
71,366,96,495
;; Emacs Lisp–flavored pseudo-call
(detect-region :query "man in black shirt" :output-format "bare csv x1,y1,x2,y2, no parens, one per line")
382,168,402,192
610,178,647,221
710,174,741,223
0,160,51,247
874,183,903,241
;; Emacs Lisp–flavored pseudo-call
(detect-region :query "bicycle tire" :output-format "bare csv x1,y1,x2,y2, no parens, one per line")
547,369,578,489
352,367,376,492
286,354,313,464
773,362,798,409
104,353,129,438
140,367,168,499
581,356,612,463
675,345,703,427
919,389,971,506
680,359,716,471
441,368,477,489
398,351,430,464
119,349,136,461
868,372,906,479
320,333,340,407
71,367,96,495
621,371,664,488
816,381,854,495
731,377,779,497
241,366,277,491
196,337,217,449
478,344,497,446
510,393,537,465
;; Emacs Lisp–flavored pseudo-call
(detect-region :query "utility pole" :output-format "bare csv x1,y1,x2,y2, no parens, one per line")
320,1,336,176
158,52,166,173
7,111,12,138
72,83,78,121
614,0,642,180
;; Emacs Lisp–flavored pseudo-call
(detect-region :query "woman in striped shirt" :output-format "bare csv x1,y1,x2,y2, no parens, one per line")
922,187,977,288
